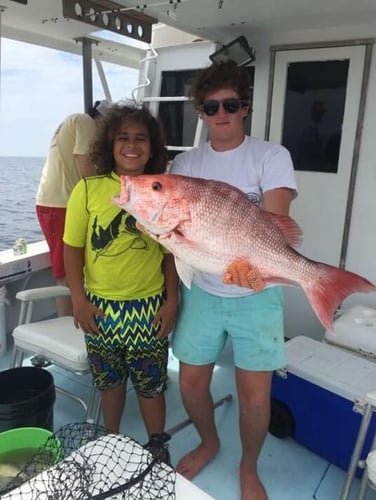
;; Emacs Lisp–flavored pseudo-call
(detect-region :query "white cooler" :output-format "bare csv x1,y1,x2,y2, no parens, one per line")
324,305,376,361
270,336,376,476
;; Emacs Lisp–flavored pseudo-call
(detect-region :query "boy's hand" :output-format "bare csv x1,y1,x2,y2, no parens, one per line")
153,300,178,339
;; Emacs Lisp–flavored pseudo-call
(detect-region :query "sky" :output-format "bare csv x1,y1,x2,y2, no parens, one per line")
0,38,140,157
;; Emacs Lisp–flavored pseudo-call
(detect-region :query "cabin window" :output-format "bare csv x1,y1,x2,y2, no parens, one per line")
158,67,255,160
158,70,198,160
281,60,349,174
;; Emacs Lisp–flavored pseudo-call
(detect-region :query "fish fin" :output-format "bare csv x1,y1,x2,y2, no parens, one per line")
302,264,376,332
223,260,265,291
261,210,303,248
174,257,194,289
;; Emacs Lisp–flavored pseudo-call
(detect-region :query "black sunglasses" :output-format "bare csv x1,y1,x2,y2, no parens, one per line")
200,98,248,116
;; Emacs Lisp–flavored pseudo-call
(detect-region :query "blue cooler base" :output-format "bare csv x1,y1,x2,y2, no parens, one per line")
271,337,376,477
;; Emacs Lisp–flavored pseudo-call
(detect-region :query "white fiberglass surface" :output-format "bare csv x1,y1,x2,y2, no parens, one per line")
0,340,374,499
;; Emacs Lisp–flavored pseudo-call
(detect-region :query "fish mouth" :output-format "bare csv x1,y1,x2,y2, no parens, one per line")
112,177,172,236
112,194,122,206
113,177,133,207
111,181,162,233
112,190,132,207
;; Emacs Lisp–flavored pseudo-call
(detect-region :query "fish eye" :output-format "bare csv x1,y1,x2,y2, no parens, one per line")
152,181,162,191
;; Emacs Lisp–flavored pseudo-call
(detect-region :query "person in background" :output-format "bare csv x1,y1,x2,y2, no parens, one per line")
63,103,179,462
169,60,298,500
36,100,111,316
297,100,327,171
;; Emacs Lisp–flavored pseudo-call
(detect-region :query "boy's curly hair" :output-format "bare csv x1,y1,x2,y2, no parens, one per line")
189,60,252,108
90,102,169,175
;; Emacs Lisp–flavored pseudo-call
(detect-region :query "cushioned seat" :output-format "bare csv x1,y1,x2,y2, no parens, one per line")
11,286,100,424
13,316,89,373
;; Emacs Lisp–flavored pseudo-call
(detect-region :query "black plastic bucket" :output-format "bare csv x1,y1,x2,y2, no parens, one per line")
0,367,55,432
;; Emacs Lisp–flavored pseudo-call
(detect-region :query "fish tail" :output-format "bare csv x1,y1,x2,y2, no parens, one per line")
302,264,376,332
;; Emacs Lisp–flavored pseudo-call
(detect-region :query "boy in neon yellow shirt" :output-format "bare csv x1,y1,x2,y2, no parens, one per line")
64,103,179,461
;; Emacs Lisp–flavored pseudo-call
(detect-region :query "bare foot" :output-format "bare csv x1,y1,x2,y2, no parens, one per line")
176,441,220,480
240,465,267,500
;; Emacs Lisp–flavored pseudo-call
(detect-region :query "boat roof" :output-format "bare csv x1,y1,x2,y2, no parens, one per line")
0,0,199,68
3,0,376,69
123,0,376,40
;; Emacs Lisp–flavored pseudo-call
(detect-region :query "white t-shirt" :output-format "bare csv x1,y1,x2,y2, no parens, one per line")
36,114,96,208
169,135,298,297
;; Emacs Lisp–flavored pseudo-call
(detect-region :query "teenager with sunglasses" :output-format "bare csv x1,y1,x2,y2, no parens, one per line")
169,60,297,500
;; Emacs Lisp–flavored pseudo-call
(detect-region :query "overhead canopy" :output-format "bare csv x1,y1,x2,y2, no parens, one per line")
62,0,157,44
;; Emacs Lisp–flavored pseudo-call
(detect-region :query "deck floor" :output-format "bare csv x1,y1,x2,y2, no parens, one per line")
0,339,375,500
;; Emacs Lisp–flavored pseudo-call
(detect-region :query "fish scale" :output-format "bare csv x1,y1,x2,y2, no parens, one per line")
113,173,376,332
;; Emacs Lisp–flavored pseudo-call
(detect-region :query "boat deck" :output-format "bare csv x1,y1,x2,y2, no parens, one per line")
0,340,374,500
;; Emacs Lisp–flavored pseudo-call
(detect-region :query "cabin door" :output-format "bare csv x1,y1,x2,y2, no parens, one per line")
267,44,367,339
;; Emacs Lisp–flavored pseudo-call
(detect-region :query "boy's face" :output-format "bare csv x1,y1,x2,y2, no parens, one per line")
198,88,250,151
113,122,151,176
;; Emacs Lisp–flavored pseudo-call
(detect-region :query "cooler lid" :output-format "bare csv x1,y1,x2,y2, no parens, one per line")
324,305,376,358
284,336,376,402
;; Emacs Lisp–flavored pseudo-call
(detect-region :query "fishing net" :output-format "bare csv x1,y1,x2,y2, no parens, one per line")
2,422,176,499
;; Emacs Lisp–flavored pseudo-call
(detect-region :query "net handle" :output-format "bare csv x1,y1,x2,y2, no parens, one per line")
91,455,160,500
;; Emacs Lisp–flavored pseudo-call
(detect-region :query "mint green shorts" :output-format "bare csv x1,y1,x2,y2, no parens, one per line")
172,284,286,371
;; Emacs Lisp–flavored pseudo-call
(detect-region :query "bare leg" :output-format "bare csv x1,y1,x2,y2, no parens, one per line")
56,277,73,317
101,383,126,433
176,362,220,479
236,368,271,500
137,393,166,437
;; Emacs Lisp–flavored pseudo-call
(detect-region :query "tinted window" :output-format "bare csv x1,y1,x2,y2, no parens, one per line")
281,60,349,173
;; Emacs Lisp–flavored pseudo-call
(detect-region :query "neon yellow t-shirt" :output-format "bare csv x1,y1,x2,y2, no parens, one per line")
63,173,166,300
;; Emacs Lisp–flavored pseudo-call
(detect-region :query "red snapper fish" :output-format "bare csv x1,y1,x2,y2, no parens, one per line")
112,173,376,332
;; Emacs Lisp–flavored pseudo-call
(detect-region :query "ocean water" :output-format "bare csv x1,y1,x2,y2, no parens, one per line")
0,156,45,251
